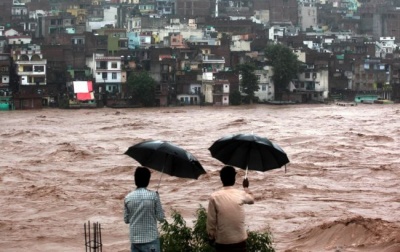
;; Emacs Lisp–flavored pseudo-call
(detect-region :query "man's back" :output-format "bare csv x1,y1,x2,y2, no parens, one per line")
207,186,254,244
124,188,164,244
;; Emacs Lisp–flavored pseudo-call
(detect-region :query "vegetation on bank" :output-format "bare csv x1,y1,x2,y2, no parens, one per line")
127,71,157,107
160,206,275,252
265,44,302,100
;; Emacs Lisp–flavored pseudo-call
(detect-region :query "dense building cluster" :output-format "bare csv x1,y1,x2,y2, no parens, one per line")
0,0,399,109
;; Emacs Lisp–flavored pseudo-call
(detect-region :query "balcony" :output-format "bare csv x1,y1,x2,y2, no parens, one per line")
202,55,225,64
213,90,229,95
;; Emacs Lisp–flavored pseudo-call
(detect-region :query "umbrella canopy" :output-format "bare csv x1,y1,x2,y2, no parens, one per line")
125,140,206,180
209,133,289,174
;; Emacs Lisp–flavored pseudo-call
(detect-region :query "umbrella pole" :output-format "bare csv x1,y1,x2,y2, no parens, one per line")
245,166,248,179
156,166,165,192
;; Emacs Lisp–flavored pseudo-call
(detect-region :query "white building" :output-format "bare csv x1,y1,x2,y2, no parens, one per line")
13,44,47,86
92,54,122,94
254,67,275,102
377,37,397,58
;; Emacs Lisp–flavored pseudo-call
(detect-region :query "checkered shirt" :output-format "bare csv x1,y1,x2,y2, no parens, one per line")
124,188,165,243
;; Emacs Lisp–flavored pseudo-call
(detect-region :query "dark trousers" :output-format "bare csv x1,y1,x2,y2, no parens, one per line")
215,240,246,252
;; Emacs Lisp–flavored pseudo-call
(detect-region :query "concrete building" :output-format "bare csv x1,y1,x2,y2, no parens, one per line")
298,3,318,31
11,44,48,109
92,54,122,96
36,12,78,38
13,44,47,86
254,67,274,102
175,0,211,17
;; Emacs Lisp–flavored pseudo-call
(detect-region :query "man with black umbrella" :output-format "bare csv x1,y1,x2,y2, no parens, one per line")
207,166,254,252
124,166,165,252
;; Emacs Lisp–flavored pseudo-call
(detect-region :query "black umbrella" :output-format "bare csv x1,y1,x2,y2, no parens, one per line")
209,133,289,177
125,140,206,189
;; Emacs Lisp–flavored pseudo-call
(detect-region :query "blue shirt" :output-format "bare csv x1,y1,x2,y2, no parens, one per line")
124,188,165,243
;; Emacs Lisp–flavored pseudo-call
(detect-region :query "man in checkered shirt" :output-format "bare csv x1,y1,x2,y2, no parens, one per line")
124,166,165,252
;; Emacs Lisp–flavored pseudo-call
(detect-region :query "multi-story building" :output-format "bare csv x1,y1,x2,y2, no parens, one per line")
35,12,77,38
295,63,329,102
0,53,11,93
66,4,88,25
202,54,225,73
354,57,389,92
92,54,122,98
138,0,156,16
164,33,187,48
298,2,318,31
11,44,47,109
95,27,128,54
11,0,28,22
0,53,12,110
175,0,211,17
156,0,175,15
267,0,298,26
201,71,230,105
13,44,47,86
254,68,274,102
212,79,230,105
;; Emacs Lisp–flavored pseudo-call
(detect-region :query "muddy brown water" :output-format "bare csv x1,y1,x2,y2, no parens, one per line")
1,104,399,252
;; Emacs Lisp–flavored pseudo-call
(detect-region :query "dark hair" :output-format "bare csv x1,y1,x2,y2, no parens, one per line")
220,166,236,186
135,166,151,188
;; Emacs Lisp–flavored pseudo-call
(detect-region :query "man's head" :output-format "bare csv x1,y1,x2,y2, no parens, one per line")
135,166,151,188
220,166,236,186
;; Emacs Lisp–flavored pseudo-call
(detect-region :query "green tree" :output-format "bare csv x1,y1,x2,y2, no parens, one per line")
265,44,301,100
237,63,259,104
229,90,242,105
127,71,156,107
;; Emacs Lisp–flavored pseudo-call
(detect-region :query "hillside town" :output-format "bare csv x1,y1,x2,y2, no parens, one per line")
0,0,400,110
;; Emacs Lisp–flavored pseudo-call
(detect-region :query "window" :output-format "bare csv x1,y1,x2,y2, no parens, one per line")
261,85,266,91
97,61,107,69
49,27,57,34
102,72,107,80
34,66,44,72
35,77,45,84
23,66,33,72
305,72,310,79
112,72,117,79
111,62,118,68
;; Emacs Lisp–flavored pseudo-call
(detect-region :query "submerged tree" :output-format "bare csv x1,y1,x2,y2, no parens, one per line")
237,63,259,104
265,44,301,100
127,71,156,107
